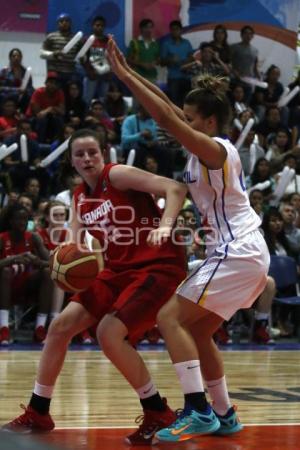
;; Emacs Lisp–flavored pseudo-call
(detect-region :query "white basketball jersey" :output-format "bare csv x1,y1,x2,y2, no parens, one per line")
183,137,261,253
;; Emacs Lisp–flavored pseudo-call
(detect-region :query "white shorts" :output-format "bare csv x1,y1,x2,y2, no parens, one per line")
177,230,270,321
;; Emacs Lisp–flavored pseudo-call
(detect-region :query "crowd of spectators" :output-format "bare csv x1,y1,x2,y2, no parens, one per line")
1,14,300,346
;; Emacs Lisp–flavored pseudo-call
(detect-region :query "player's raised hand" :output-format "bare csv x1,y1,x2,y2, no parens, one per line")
107,36,128,80
147,226,172,247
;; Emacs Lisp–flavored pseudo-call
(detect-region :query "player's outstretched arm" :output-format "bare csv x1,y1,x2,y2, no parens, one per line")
107,36,185,121
107,37,225,170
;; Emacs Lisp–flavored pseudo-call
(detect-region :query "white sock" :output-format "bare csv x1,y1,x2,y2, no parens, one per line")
136,380,157,399
35,313,47,328
206,376,231,415
254,311,269,321
0,309,9,328
34,381,54,399
174,360,204,394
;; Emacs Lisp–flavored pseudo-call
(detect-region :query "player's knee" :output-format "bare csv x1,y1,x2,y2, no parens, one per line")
266,276,276,295
157,305,178,332
48,315,75,340
97,318,126,353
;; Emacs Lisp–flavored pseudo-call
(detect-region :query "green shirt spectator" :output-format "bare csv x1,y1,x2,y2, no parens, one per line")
127,19,160,82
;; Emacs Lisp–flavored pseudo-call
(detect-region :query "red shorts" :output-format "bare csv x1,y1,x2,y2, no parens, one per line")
71,263,185,344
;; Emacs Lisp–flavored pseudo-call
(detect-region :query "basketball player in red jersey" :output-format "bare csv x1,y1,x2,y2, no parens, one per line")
3,128,187,445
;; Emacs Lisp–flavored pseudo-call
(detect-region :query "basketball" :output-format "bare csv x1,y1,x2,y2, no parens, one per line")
50,243,100,293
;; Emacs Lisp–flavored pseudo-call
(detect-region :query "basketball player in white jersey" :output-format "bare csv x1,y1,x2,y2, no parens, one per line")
107,37,270,442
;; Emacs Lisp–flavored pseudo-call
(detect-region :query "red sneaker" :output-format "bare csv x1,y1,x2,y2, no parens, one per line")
2,404,55,433
214,326,232,345
77,329,95,345
33,326,47,344
0,326,10,345
253,324,275,344
125,398,176,446
146,326,164,344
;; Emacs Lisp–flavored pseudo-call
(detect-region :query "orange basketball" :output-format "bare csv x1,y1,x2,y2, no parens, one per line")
50,243,100,293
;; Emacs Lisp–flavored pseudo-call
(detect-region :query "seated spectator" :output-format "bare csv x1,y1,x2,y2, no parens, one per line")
230,107,256,143
121,103,166,171
237,128,265,176
261,207,298,336
0,97,20,141
160,20,193,106
127,18,160,83
252,65,286,123
246,157,276,200
182,42,230,89
249,189,265,218
65,81,87,128
279,201,300,255
26,72,65,143
0,48,34,113
84,99,115,135
229,83,248,115
266,128,292,171
17,192,35,231
262,207,296,257
288,192,300,228
55,173,82,206
278,154,300,195
2,120,43,193
0,204,52,345
103,82,128,139
256,106,288,149
24,177,41,211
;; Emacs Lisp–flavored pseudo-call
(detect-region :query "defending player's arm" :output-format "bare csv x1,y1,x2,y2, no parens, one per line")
107,38,226,170
109,165,188,246
111,38,185,122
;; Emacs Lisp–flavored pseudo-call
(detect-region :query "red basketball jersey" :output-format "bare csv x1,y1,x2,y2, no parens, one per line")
73,164,185,271
37,227,67,251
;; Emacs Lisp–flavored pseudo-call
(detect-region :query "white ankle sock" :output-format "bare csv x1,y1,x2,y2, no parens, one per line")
174,360,204,394
0,309,9,328
254,311,269,321
136,379,157,399
205,376,231,415
34,381,54,399
35,314,47,328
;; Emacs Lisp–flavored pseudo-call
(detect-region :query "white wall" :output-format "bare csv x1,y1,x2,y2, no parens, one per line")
0,31,46,88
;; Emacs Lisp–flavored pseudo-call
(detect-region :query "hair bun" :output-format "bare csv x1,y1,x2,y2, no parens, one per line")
195,74,228,97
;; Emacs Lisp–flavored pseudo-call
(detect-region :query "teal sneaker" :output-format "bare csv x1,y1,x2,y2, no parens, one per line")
154,406,220,442
214,406,243,435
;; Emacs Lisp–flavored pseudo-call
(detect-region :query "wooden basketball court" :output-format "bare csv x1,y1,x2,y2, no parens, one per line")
1,347,300,449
